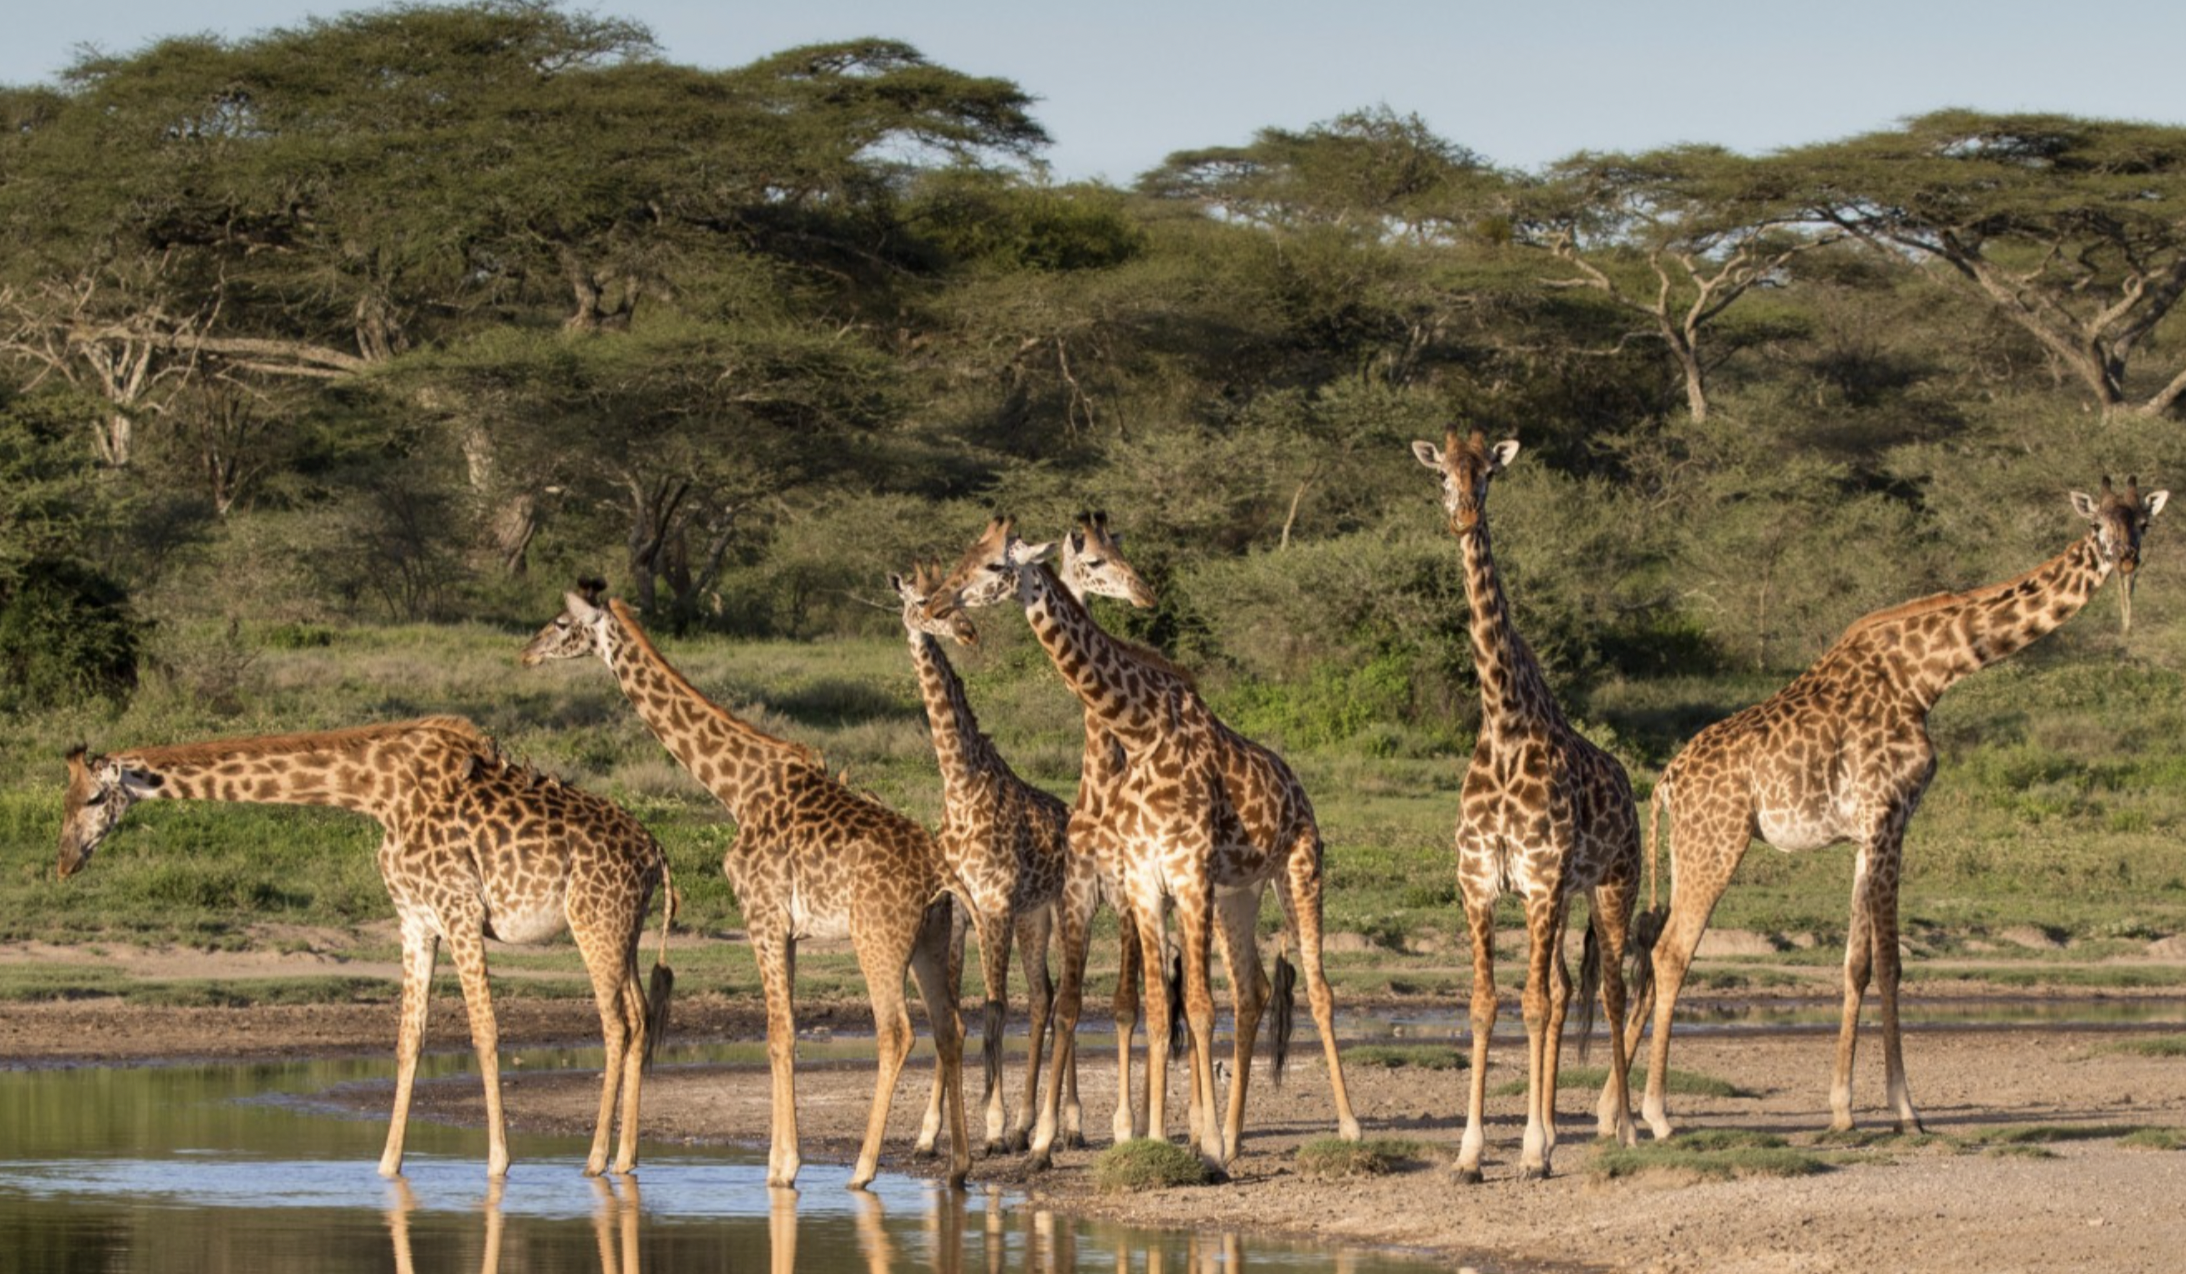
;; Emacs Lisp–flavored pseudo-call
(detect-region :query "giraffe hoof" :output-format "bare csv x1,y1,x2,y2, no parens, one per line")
1027,1151,1053,1173
1060,1131,1088,1151
912,1142,939,1161
1519,1163,1550,1183
1453,1166,1483,1186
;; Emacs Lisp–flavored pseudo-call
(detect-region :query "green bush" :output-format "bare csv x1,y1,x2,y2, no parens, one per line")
0,556,143,711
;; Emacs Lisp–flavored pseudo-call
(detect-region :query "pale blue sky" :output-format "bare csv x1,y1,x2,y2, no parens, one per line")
9,1,2184,182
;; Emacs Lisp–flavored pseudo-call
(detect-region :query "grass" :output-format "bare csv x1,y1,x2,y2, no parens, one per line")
1295,1137,1431,1179
1092,1139,1213,1192
1588,1129,1831,1182
2119,1128,2186,1150
2100,1035,2186,1058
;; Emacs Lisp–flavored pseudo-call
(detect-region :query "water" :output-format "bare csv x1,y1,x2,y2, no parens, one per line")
0,1056,1443,1274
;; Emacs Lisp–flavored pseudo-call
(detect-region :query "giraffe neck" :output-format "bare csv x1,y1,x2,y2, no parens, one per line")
1457,518,1558,737
1019,563,1175,747
1858,534,2111,710
114,718,485,826
906,629,1004,813
601,601,819,822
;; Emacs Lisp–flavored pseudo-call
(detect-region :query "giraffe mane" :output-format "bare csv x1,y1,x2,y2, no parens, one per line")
605,600,826,771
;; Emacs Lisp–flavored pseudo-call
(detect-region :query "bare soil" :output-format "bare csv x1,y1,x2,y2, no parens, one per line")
4,941,2185,1274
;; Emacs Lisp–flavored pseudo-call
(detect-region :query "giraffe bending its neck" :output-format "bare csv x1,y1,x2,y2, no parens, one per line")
58,716,675,1181
1635,476,2168,1140
522,583,968,1189
928,516,1362,1172
1412,429,1645,1182
891,560,1078,1157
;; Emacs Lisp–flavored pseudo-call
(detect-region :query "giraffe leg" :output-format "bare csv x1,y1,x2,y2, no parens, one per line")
1640,821,1743,1140
1832,853,1880,1133
1520,893,1567,1181
1173,897,1224,1172
972,908,1016,1155
915,901,968,1158
849,933,918,1191
1282,836,1361,1140
573,922,641,1176
378,919,438,1179
1130,894,1173,1144
1212,887,1267,1166
1591,876,1640,1146
1030,883,1096,1168
753,930,801,1187
1009,904,1055,1153
1868,826,1924,1133
1455,889,1498,1183
443,925,509,1179
1113,898,1147,1144
908,903,972,1188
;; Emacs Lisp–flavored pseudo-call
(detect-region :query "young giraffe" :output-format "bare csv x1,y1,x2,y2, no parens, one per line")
521,585,969,1189
1633,475,2168,1139
56,716,674,1180
1412,428,1644,1182
889,560,1077,1155
927,516,1363,1171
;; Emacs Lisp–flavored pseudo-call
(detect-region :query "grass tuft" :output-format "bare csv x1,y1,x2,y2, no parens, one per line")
2120,1128,2186,1151
1295,1137,1428,1179
1091,1139,1213,1192
1589,1129,1830,1182
2099,1034,2186,1058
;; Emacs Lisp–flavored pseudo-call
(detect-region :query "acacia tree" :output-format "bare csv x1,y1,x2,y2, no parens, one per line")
1782,110,2186,418
1524,145,1838,422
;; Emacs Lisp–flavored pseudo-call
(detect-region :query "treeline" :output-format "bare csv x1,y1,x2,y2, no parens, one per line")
6,0,2186,727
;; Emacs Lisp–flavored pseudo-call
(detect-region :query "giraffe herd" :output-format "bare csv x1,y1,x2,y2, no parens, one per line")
52,430,2168,1194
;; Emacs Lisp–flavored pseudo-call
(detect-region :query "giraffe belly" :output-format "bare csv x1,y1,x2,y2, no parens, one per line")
788,886,852,941
1755,807,1843,853
484,900,567,946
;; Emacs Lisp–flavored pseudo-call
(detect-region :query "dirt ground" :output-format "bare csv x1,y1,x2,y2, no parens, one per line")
4,944,2186,1274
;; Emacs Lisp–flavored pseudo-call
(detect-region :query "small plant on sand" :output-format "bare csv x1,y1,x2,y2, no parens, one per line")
1296,1137,1430,1179
1589,1129,1829,1182
1092,1139,1213,1192
1343,1043,1465,1070
2101,1034,2186,1058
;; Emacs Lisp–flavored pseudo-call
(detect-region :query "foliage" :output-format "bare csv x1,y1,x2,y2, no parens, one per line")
1295,1137,1427,1178
1588,1129,1831,1182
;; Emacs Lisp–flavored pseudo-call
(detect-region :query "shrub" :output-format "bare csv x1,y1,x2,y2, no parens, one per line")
1091,1139,1213,1192
1296,1137,1424,1179
0,556,143,711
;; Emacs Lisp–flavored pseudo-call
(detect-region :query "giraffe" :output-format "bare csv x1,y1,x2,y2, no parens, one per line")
520,583,969,1189
926,516,1363,1171
1632,475,2169,1139
1411,428,1645,1182
889,559,1078,1155
56,716,675,1180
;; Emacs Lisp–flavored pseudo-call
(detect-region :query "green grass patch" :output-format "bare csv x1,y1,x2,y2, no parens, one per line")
2120,1128,2186,1150
1295,1137,1430,1179
1091,1139,1213,1192
1952,1123,2142,1147
1493,1064,1749,1099
1343,1044,1466,1070
1589,1129,1829,1182
2099,1034,2186,1057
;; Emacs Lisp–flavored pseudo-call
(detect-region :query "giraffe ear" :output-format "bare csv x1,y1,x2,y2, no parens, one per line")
2145,489,2171,520
1019,540,1059,565
2070,490,2099,520
1410,440,1443,470
1490,439,1522,471
563,590,603,623
116,766,163,798
886,572,906,594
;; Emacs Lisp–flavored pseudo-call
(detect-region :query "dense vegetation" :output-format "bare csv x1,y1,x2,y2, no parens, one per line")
7,2,2186,962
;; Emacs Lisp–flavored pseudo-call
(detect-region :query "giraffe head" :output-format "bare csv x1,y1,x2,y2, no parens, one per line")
57,746,163,878
890,560,980,646
1411,427,1520,535
2070,476,2170,633
520,577,616,668
921,516,1058,620
1060,511,1157,607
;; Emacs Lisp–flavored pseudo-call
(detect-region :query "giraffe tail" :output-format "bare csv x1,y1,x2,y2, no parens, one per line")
1270,952,1297,1088
643,869,679,1071
1626,779,1670,1036
1576,921,1601,1063
982,998,1006,1103
1167,949,1188,1061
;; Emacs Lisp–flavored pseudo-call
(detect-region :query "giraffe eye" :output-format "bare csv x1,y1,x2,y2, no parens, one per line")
84,789,109,807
